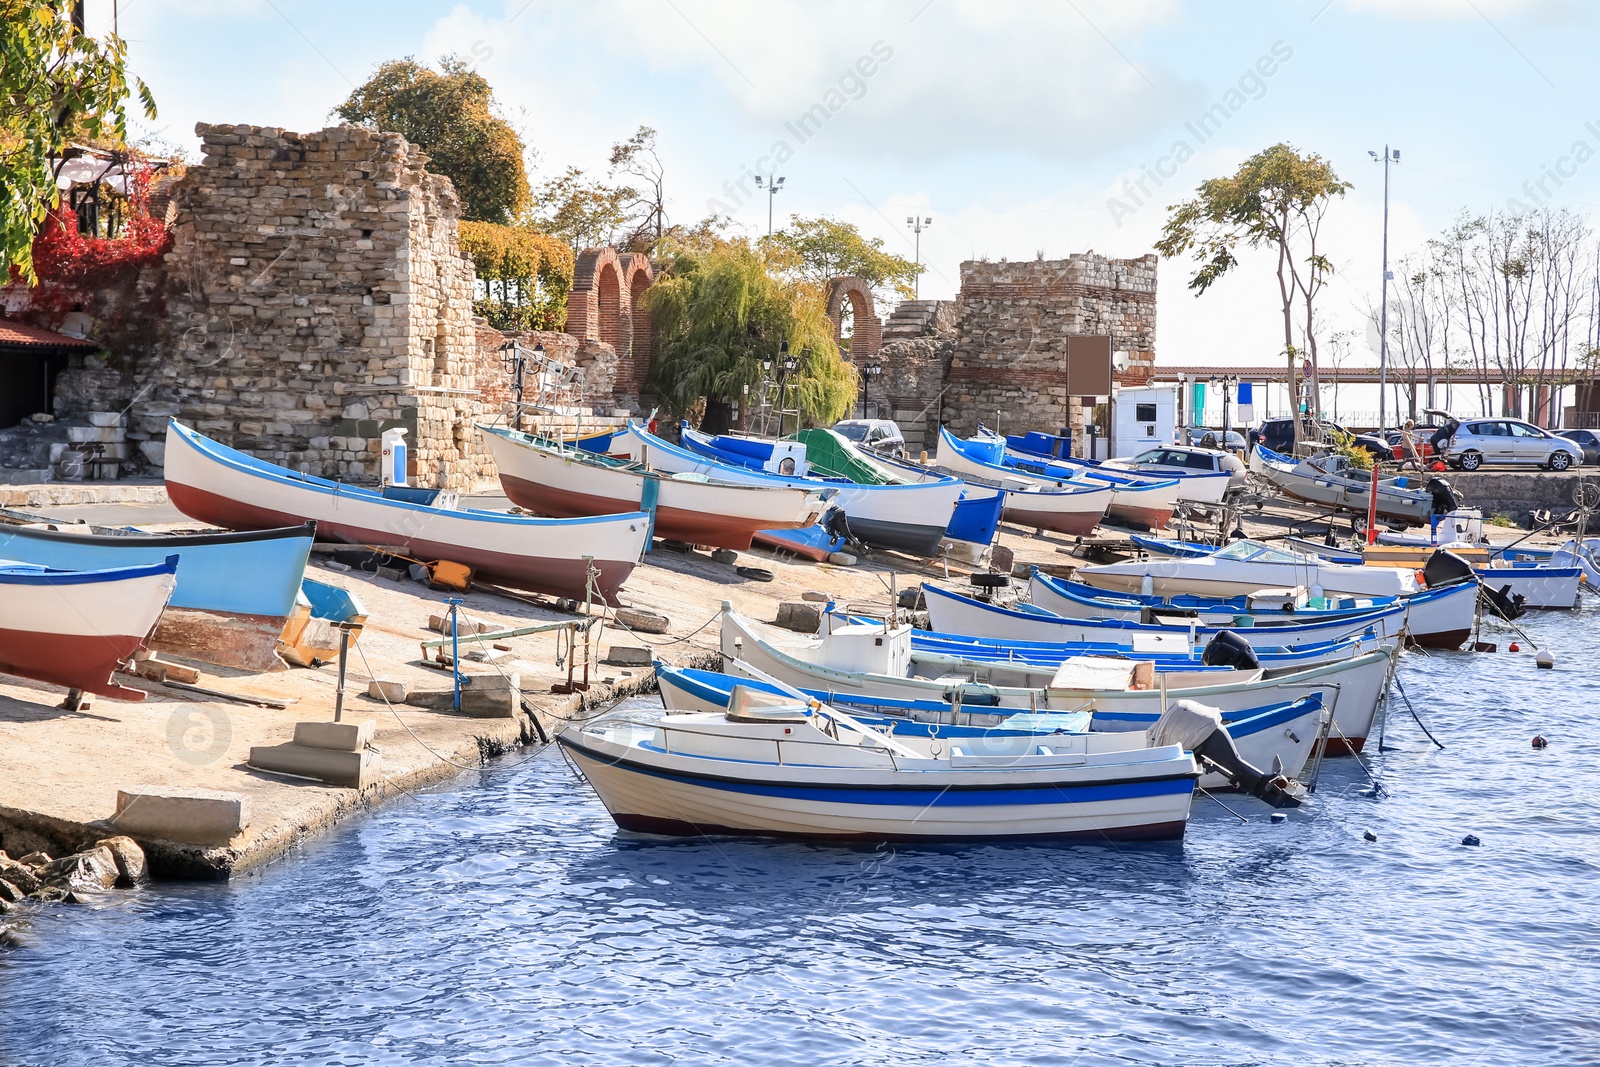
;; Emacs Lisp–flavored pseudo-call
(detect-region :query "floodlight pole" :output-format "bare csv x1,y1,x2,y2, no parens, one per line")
1372,146,1399,431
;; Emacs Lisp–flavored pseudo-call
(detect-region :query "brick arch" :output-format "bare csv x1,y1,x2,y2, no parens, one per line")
565,246,626,347
619,253,654,395
825,276,882,361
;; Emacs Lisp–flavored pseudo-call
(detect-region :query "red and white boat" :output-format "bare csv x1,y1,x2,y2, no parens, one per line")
163,421,651,604
479,425,830,550
0,557,177,701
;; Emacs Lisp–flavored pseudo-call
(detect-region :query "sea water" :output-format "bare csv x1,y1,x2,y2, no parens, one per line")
2,605,1598,1066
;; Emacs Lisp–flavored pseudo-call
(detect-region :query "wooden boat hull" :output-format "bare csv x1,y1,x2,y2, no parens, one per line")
163,422,649,604
0,522,314,672
0,559,177,701
933,432,1112,535
482,425,826,550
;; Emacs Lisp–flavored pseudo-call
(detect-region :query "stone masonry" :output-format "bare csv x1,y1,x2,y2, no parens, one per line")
942,254,1158,444
157,123,492,489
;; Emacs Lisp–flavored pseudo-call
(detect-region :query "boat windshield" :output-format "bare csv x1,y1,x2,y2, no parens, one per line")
1212,540,1304,565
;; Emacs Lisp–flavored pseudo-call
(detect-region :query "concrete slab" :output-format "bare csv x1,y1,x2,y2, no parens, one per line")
248,744,381,789
112,788,251,847
292,720,375,752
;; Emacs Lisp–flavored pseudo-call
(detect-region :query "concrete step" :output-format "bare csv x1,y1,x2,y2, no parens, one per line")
113,787,251,846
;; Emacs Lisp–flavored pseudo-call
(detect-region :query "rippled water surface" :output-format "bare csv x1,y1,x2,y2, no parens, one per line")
3,606,1600,1066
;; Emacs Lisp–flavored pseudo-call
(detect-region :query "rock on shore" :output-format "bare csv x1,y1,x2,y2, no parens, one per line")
0,836,149,922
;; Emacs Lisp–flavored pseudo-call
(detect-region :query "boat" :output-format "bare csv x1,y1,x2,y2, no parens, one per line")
1000,432,1231,512
1250,444,1433,524
718,607,1395,754
614,423,963,558
479,424,828,551
686,426,1005,561
162,421,651,604
0,557,178,701
1075,538,1420,599
1027,568,1479,650
1128,535,1218,558
558,681,1203,842
932,428,1113,535
1005,430,1239,505
655,662,1322,797
277,578,368,668
753,522,848,562
923,581,1407,648
0,520,313,672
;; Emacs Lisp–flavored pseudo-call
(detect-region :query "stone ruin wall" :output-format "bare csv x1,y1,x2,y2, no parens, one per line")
941,254,1158,443
156,123,492,490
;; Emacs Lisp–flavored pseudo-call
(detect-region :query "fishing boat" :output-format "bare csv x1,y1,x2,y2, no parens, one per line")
1004,430,1240,505
277,578,368,668
559,682,1202,842
1000,432,1231,511
614,423,962,557
923,581,1407,647
0,521,313,672
1075,538,1419,598
931,429,1113,535
479,425,828,551
873,452,1007,561
0,557,178,701
1250,445,1433,524
1128,535,1218,558
163,421,651,604
1027,568,1479,650
718,607,1395,753
753,523,849,562
654,662,1322,797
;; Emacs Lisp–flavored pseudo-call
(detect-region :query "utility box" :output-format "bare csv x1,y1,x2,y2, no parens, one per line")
816,623,912,676
381,427,408,487
1109,385,1176,458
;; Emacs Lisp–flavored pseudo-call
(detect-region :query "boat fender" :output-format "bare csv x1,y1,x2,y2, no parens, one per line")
1200,630,1260,671
1532,735,1549,749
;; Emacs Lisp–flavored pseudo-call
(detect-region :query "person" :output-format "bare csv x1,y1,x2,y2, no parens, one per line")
778,457,796,475
1398,419,1423,470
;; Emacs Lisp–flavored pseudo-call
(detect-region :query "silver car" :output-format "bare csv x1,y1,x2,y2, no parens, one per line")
1444,418,1583,471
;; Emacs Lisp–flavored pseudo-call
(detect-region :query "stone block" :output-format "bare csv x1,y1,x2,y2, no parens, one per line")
614,608,669,634
249,743,381,788
94,836,148,885
139,440,166,466
292,719,375,752
604,645,653,667
66,425,123,444
800,590,830,603
775,601,823,632
112,787,251,846
87,411,126,428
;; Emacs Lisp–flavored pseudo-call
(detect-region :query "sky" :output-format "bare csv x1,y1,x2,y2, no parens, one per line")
102,0,1600,386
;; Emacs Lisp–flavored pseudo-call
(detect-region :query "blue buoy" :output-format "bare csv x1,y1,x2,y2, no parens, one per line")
1363,830,1378,842
1461,834,1481,847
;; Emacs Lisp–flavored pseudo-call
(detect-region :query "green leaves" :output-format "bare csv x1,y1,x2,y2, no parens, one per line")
2,0,154,281
764,216,923,306
335,57,530,224
644,241,857,426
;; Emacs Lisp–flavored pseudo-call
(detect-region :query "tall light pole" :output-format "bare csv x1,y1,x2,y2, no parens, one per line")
1369,146,1399,431
755,174,785,236
906,216,931,298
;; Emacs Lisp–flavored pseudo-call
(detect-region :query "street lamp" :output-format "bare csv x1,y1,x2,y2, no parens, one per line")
776,341,793,436
859,360,882,417
906,216,931,299
498,340,544,433
755,175,785,237
1209,373,1239,449
1369,145,1400,430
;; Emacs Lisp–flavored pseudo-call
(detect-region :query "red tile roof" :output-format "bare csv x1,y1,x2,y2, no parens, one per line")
0,319,99,350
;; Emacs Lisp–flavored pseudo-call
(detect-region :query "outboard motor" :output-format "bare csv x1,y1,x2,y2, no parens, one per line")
1150,700,1304,809
1422,548,1476,590
822,506,852,543
1200,629,1260,671
1426,476,1463,517
1483,582,1528,621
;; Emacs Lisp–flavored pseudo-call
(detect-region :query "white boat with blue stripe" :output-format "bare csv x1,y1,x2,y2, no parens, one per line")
559,681,1202,842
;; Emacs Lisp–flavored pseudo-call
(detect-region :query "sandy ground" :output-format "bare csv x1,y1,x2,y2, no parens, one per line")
0,489,1572,878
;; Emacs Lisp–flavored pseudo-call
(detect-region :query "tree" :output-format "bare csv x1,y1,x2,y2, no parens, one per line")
457,221,574,331
609,125,666,250
764,216,922,308
530,166,630,250
335,57,528,224
2,0,156,281
643,240,856,430
1156,144,1350,450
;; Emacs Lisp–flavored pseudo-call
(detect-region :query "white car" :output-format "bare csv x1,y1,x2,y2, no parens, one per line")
1103,444,1248,488
1442,418,1583,471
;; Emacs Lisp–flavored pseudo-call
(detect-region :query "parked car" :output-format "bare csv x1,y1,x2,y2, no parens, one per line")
1384,427,1440,462
1104,444,1247,488
1440,418,1584,471
831,418,906,456
1193,429,1247,452
1254,417,1380,457
1558,428,1600,465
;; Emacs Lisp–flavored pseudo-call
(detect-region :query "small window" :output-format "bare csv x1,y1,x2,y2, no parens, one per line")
1186,452,1216,470
1135,403,1157,422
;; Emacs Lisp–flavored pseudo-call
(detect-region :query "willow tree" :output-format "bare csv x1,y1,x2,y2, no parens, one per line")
1156,144,1350,450
644,240,856,431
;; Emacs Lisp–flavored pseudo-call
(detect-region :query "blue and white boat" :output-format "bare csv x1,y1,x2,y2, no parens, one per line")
615,423,963,557
923,580,1407,648
654,662,1323,795
0,520,314,672
559,678,1202,842
1001,429,1234,509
